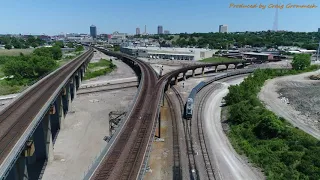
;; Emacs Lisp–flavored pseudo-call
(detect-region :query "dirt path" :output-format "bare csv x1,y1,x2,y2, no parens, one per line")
203,77,264,180
259,70,320,140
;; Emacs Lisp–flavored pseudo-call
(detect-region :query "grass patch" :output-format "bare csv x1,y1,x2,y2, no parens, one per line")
200,57,242,63
0,65,4,78
84,59,116,80
224,65,320,180
0,81,25,95
0,49,33,56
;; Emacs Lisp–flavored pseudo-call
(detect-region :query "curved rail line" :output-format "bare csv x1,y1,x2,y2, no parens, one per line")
0,49,94,177
171,86,199,180
164,93,182,180
195,84,219,180
89,50,158,180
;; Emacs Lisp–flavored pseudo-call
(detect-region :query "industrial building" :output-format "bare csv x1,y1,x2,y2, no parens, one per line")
90,25,97,39
120,46,216,61
164,30,170,34
219,25,228,33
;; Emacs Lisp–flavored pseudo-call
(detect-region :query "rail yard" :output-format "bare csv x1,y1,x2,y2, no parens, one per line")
0,45,319,180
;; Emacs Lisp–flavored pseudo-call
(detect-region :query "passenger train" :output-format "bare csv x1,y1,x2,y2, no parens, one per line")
184,69,254,119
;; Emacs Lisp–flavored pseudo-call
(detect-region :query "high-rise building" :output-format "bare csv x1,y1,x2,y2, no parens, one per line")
136,28,140,35
144,25,147,35
90,25,97,38
219,25,228,33
318,28,320,32
157,25,163,34
164,30,170,34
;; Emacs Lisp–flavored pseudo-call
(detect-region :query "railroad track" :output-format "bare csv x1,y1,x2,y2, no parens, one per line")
0,49,93,166
195,84,219,180
192,74,250,180
171,86,199,180
90,54,158,180
164,93,182,180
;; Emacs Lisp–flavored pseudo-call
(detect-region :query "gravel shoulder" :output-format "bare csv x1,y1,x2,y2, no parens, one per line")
259,69,320,139
203,77,264,180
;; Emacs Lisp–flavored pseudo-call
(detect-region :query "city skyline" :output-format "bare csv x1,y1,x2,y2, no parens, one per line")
0,0,319,35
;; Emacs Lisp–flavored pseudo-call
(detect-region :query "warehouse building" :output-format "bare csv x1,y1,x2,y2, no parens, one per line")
120,46,216,61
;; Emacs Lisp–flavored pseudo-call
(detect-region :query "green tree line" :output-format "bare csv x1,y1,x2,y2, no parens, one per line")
224,58,320,179
0,35,46,49
170,31,320,49
0,44,67,85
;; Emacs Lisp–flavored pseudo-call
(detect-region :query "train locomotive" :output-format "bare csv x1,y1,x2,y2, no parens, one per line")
184,69,254,119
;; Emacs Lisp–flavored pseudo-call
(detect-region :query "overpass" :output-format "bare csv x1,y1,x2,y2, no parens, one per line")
86,48,248,180
0,47,249,180
0,48,94,180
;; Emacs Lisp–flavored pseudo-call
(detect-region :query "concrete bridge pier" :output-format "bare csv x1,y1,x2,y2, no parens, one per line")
183,72,186,81
192,69,195,77
49,103,59,141
226,64,229,70
57,95,65,130
68,81,74,112
70,79,75,101
215,66,218,73
202,67,205,76
234,63,238,69
62,86,70,114
42,113,54,163
75,74,80,91
80,69,84,81
174,76,178,85
6,153,29,180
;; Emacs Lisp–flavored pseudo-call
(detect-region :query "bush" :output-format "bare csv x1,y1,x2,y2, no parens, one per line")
291,54,311,70
75,45,84,52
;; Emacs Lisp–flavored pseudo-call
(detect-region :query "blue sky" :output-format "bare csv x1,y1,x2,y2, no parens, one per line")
0,0,319,35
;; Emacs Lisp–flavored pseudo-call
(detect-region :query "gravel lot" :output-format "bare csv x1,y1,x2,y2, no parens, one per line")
259,69,320,139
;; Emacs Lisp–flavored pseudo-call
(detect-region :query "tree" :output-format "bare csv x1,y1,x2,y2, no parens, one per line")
254,114,286,139
66,42,74,48
4,44,12,49
113,45,120,51
33,46,62,60
75,45,84,52
51,46,62,60
33,47,52,58
291,54,311,70
3,55,57,84
54,41,64,48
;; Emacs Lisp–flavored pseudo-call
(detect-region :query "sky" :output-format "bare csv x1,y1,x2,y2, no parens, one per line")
0,0,319,35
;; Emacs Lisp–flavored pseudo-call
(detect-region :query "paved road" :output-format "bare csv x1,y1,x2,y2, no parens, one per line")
203,77,264,180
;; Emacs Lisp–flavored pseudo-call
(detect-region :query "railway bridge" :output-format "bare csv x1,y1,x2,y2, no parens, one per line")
0,47,249,180
0,49,93,180
87,48,248,180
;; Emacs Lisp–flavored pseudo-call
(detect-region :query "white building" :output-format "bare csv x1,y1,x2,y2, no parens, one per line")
108,31,127,44
219,25,228,33
120,46,217,61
